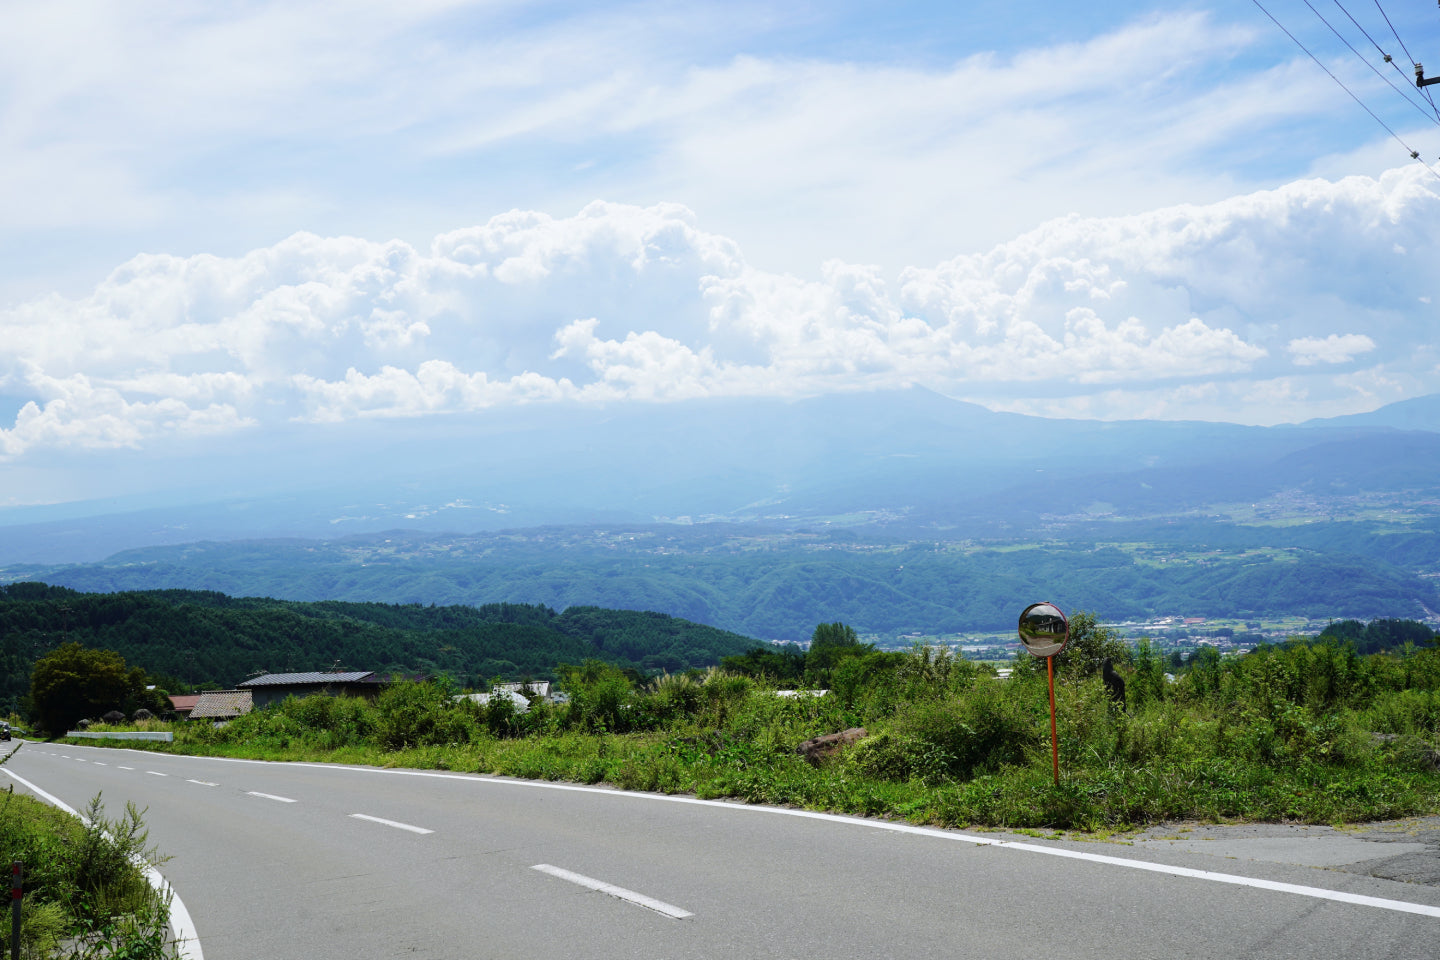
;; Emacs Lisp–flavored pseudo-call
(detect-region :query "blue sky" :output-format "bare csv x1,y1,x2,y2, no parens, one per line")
1,1,1439,502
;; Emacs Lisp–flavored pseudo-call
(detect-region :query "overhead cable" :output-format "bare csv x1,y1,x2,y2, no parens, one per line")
1252,0,1440,179
1331,0,1440,121
1369,0,1440,125
1304,0,1440,126
1372,0,1419,66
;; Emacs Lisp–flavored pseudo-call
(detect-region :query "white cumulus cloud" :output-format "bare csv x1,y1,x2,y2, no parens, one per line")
1288,333,1377,366
1,165,1438,457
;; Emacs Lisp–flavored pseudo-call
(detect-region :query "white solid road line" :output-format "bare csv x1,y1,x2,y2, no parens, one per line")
246,791,297,803
305,764,1440,920
349,813,434,835
1,768,205,960
1,769,79,817
532,864,694,919
59,745,1440,921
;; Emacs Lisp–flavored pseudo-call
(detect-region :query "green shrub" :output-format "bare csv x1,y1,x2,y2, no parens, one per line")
1365,688,1440,736
0,789,178,960
559,661,638,732
373,680,477,749
885,678,1039,780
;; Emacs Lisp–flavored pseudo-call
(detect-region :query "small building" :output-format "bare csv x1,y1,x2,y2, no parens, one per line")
169,694,201,718
237,671,389,710
188,690,253,721
495,680,550,698
457,681,568,714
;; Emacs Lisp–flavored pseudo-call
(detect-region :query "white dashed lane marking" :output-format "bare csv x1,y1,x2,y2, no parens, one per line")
532,864,693,919
247,791,297,804
349,813,433,835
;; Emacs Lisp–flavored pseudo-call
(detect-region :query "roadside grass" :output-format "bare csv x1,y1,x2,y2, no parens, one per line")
0,750,178,959
70,719,1440,831
58,639,1440,831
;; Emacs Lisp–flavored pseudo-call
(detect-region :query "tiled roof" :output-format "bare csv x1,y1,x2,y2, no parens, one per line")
169,694,201,712
189,690,253,719
237,671,377,687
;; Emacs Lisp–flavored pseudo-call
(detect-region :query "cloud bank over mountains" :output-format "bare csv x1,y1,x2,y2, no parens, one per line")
1,165,1436,459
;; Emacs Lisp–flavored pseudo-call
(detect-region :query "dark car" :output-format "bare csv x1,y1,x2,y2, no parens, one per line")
0,722,10,741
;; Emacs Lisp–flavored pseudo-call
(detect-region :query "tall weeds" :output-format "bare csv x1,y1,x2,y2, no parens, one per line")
99,641,1440,829
0,780,178,960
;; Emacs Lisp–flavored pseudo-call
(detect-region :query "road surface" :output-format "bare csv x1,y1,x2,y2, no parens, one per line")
4,739,1439,959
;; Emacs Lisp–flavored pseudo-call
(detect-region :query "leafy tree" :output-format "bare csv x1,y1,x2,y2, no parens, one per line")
805,621,870,685
720,645,806,681
1318,618,1435,655
1053,611,1130,675
1014,611,1129,679
122,668,172,719
30,642,131,735
1317,619,1365,643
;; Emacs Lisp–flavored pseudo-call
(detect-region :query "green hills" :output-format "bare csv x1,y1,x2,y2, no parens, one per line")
8,515,1438,642
0,582,761,713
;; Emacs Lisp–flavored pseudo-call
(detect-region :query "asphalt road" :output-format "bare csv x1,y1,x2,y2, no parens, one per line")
5,738,1440,960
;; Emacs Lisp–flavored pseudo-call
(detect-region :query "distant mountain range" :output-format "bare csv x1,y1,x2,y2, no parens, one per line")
3,390,1437,640
1,388,1437,566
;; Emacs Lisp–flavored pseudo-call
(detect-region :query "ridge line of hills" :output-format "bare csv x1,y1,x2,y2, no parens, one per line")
0,582,763,713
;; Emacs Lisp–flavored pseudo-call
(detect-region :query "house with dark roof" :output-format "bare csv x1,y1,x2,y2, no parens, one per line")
237,671,389,709
188,689,253,721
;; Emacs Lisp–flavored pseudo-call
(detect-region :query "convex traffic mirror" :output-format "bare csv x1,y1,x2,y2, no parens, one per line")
1018,601,1069,658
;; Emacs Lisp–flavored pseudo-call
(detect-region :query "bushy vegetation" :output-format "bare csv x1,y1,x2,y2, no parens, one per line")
27,643,172,738
79,618,1440,830
0,774,178,960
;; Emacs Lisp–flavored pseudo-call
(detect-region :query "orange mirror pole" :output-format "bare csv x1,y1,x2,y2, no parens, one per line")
1019,601,1068,789
1046,655,1059,786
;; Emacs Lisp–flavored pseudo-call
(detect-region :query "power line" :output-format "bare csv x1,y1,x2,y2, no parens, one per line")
1369,0,1440,127
1252,0,1440,179
1332,0,1440,120
1304,0,1440,125
1359,0,1440,120
1372,0,1418,66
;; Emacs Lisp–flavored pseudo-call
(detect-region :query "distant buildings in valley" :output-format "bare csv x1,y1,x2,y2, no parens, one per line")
874,611,1431,662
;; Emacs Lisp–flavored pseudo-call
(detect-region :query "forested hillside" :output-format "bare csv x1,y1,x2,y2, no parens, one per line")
0,583,759,713
10,522,1437,641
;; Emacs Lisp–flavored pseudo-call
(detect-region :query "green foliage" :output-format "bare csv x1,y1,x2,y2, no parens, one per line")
852,677,1039,783
0,787,178,959
29,643,132,736
558,660,641,733
19,523,1440,646
804,621,871,686
80,622,1440,831
1318,618,1435,655
0,584,761,721
1129,637,1166,709
372,679,478,750
720,645,805,682
1052,611,1131,675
